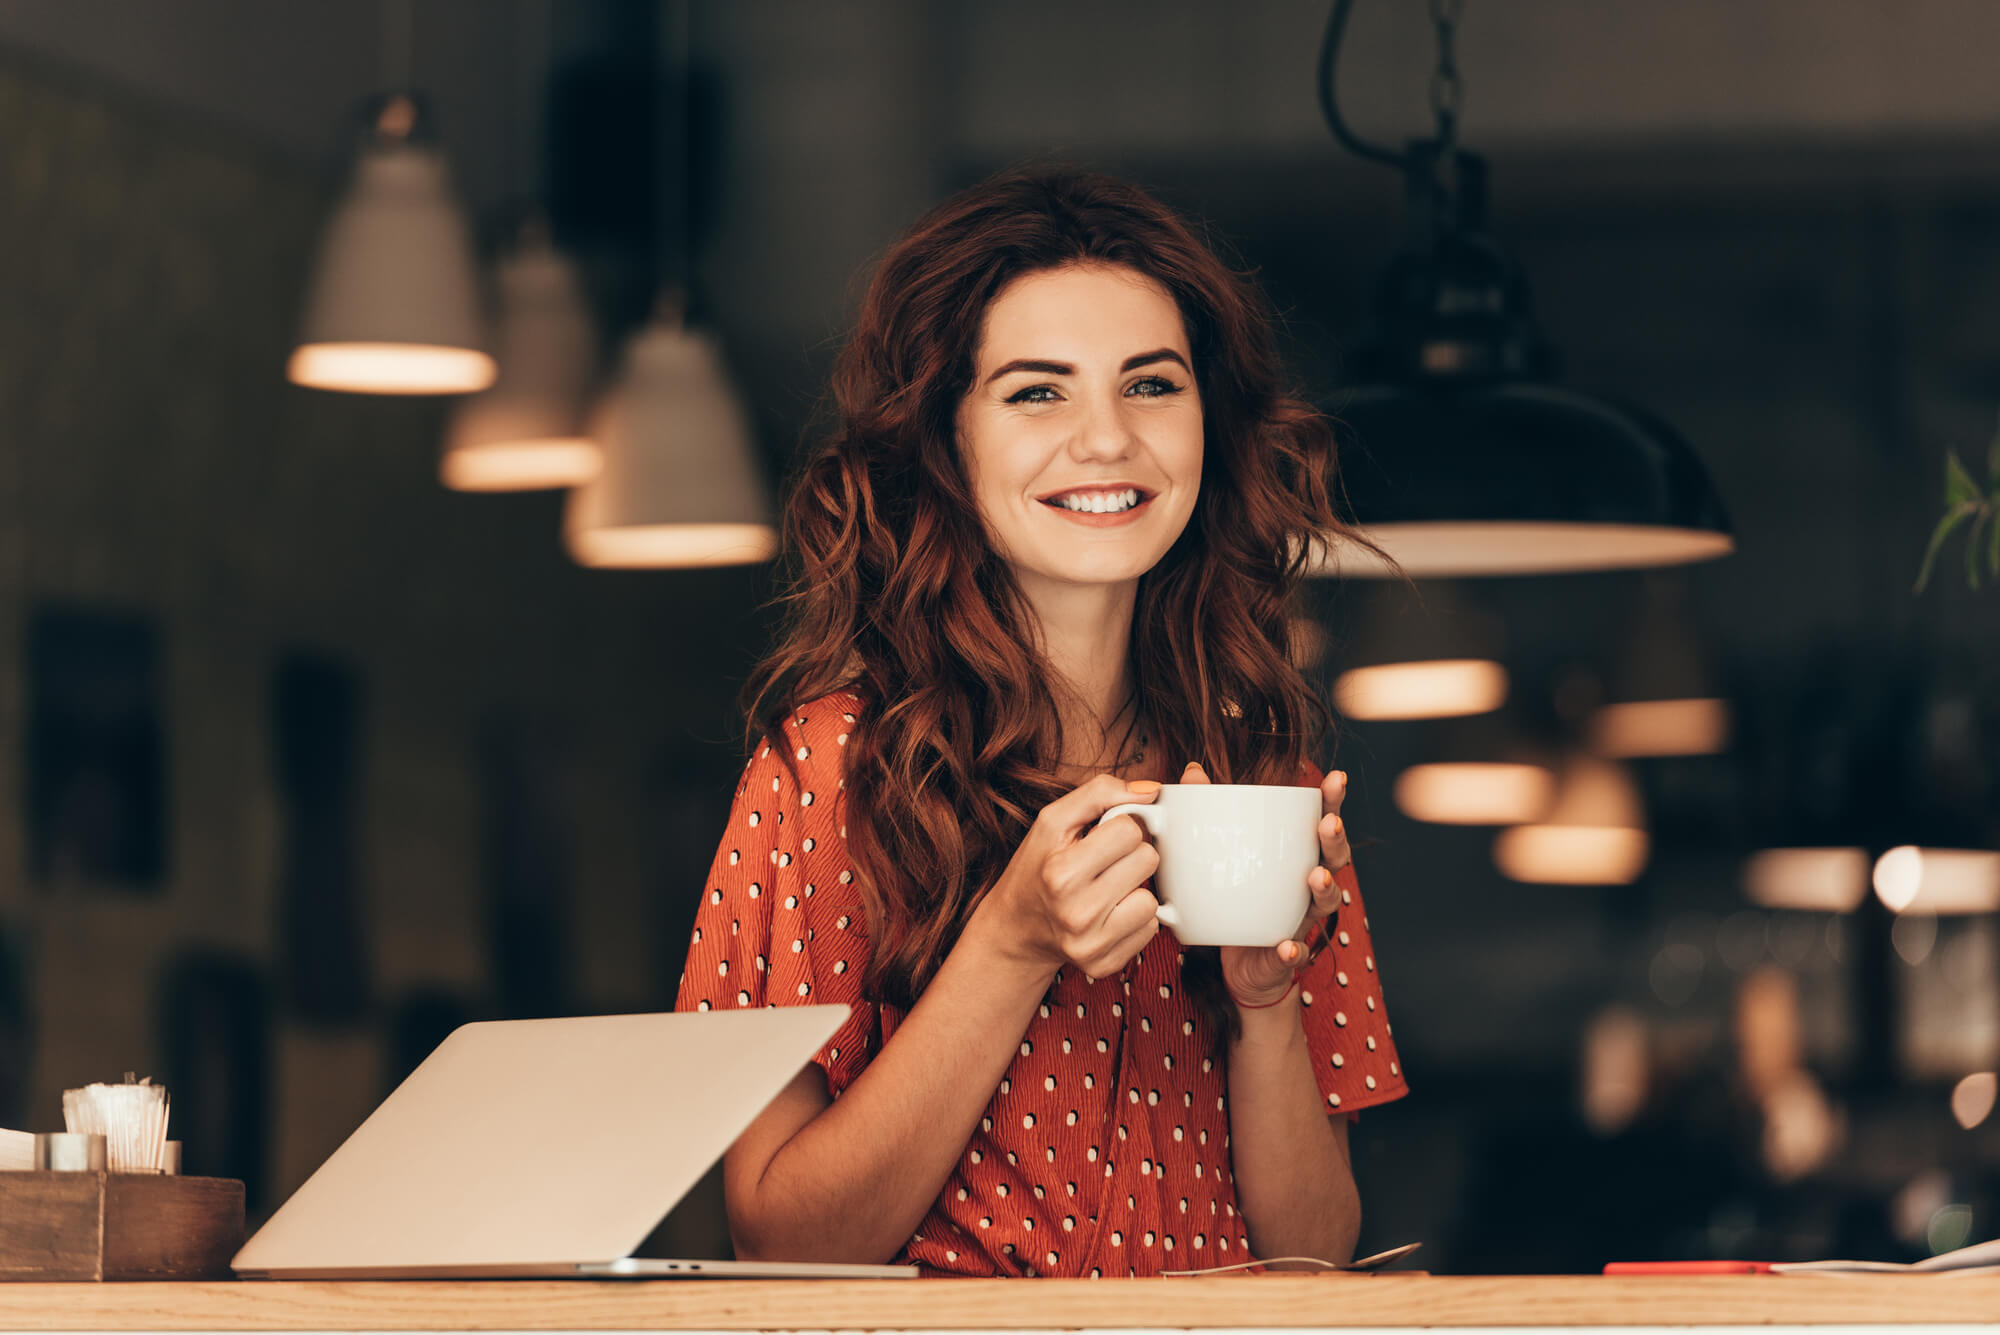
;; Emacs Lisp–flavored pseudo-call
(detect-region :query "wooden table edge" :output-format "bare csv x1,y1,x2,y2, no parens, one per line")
0,1274,1997,1329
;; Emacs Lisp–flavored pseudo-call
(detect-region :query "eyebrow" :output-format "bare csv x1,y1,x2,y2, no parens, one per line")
983,348,1191,385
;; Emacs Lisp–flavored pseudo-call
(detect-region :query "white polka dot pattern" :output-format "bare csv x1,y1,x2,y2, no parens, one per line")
673,692,1408,1278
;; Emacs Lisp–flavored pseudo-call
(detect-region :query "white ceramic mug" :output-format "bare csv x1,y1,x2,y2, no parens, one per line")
1098,783,1322,946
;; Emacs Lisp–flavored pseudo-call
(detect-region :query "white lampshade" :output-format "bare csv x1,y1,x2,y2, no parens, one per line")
441,235,598,490
289,112,494,395
1591,575,1731,757
1335,659,1507,721
565,316,777,569
1743,847,1871,913
1330,581,1509,721
1872,846,2000,915
1494,753,1650,885
1395,762,1555,826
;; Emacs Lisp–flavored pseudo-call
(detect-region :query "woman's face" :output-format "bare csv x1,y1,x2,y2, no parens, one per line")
957,263,1203,595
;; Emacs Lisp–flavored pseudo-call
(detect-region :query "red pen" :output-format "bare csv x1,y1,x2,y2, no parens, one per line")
1603,1260,1773,1275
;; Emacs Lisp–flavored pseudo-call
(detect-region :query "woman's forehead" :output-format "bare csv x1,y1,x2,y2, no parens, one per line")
976,264,1189,366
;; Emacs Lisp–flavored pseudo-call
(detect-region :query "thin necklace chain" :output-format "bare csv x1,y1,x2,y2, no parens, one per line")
1103,688,1147,771
1059,688,1148,776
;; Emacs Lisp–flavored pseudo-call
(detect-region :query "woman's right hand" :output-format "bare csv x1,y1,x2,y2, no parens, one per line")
972,774,1164,981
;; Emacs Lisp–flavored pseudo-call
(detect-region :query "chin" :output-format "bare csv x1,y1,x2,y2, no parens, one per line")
1029,553,1167,588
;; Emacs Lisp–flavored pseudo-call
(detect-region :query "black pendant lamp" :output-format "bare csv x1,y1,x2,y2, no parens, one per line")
1315,0,1733,578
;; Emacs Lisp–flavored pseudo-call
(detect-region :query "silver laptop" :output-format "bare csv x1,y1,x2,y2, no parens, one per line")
232,1006,918,1279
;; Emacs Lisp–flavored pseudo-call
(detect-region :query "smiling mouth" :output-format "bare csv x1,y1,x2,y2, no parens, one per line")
1040,487,1149,515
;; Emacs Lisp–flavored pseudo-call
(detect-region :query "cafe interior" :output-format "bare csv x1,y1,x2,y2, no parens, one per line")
0,0,1995,1279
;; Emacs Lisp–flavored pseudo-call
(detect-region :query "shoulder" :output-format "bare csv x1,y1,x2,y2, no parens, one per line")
768,691,863,771
739,691,865,797
776,691,865,753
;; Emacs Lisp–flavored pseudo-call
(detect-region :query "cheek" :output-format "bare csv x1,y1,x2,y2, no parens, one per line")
957,410,1036,549
1166,415,1205,500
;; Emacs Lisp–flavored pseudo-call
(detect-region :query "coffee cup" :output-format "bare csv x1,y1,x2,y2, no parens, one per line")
1098,783,1321,946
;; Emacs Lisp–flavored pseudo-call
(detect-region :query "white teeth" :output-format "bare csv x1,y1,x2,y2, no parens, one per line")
1055,488,1142,514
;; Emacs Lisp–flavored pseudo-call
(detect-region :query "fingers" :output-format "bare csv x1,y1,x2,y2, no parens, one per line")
1036,778,1164,974
1219,941,1301,1003
1318,769,1352,873
1044,814,1157,910
1181,761,1211,785
1041,771,1159,840
1078,887,1162,977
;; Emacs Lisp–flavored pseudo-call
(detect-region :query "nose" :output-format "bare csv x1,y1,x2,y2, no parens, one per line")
1068,387,1134,464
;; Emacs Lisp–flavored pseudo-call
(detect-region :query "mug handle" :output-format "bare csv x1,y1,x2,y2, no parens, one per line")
1097,804,1179,928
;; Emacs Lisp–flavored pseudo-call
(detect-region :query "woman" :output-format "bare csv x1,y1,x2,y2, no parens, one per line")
675,168,1405,1277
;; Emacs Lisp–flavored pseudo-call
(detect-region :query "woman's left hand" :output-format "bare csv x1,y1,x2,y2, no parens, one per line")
1180,761,1350,1010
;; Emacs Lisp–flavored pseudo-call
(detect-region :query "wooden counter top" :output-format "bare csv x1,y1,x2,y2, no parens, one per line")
0,1275,1996,1330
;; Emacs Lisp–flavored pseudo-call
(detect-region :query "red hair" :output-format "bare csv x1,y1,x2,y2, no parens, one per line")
744,167,1378,1040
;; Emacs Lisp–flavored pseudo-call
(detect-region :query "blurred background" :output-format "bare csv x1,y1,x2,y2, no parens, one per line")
0,0,1995,1274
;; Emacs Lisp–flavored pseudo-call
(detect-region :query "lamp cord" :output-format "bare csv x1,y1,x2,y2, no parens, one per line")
380,0,413,92
1428,0,1464,155
1317,0,1403,169
510,0,551,208
1319,0,1470,167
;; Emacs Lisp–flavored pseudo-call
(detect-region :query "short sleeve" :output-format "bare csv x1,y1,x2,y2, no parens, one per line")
674,710,876,1095
1297,862,1408,1116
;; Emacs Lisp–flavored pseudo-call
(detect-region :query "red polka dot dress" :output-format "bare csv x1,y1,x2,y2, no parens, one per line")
675,693,1407,1276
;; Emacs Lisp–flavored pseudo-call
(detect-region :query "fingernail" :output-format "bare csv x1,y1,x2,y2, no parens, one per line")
1183,761,1202,771
1281,940,1298,962
1128,780,1162,795
1334,770,1348,786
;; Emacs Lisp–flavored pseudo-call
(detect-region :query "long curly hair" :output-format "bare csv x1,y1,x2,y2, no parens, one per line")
744,167,1376,1041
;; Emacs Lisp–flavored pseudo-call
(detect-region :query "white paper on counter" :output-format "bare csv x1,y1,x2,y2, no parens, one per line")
1773,1235,2000,1275
0,1127,35,1170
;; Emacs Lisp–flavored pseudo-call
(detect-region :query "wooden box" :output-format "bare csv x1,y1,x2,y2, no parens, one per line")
0,1172,243,1281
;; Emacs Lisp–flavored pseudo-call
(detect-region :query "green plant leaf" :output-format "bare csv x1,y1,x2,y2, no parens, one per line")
1947,449,1981,508
1916,502,1977,593
1968,508,1989,590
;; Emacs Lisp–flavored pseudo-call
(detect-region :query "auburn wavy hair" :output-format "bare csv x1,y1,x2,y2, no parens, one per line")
744,167,1378,1042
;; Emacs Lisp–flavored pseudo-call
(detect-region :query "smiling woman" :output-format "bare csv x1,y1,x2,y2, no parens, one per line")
960,265,1204,593
673,168,1404,1278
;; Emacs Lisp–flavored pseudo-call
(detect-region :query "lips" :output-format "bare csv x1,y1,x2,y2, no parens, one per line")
1038,486,1156,527
1037,485,1153,515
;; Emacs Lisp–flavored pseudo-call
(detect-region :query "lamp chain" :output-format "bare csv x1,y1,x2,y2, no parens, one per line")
1428,0,1464,154
380,0,414,92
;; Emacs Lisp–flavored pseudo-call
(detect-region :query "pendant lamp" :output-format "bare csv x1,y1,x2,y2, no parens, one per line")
1394,704,1556,825
564,306,777,569
440,224,599,490
289,88,492,396
1591,574,1732,757
1743,848,1871,914
1493,752,1649,885
1872,846,2000,916
1331,581,1509,721
1310,0,1732,578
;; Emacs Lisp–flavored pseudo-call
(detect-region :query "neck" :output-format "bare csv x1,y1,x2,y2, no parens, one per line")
1016,572,1139,768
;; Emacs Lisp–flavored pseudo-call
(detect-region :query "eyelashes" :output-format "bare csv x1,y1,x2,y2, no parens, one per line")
1004,377,1186,405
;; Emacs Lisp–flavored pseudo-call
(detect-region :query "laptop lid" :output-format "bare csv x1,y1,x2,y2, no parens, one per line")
233,1006,850,1274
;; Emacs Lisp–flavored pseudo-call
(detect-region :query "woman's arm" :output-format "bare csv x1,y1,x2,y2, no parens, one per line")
1182,760,1364,1263
1225,998,1361,1263
723,773,1164,1264
724,904,1050,1263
